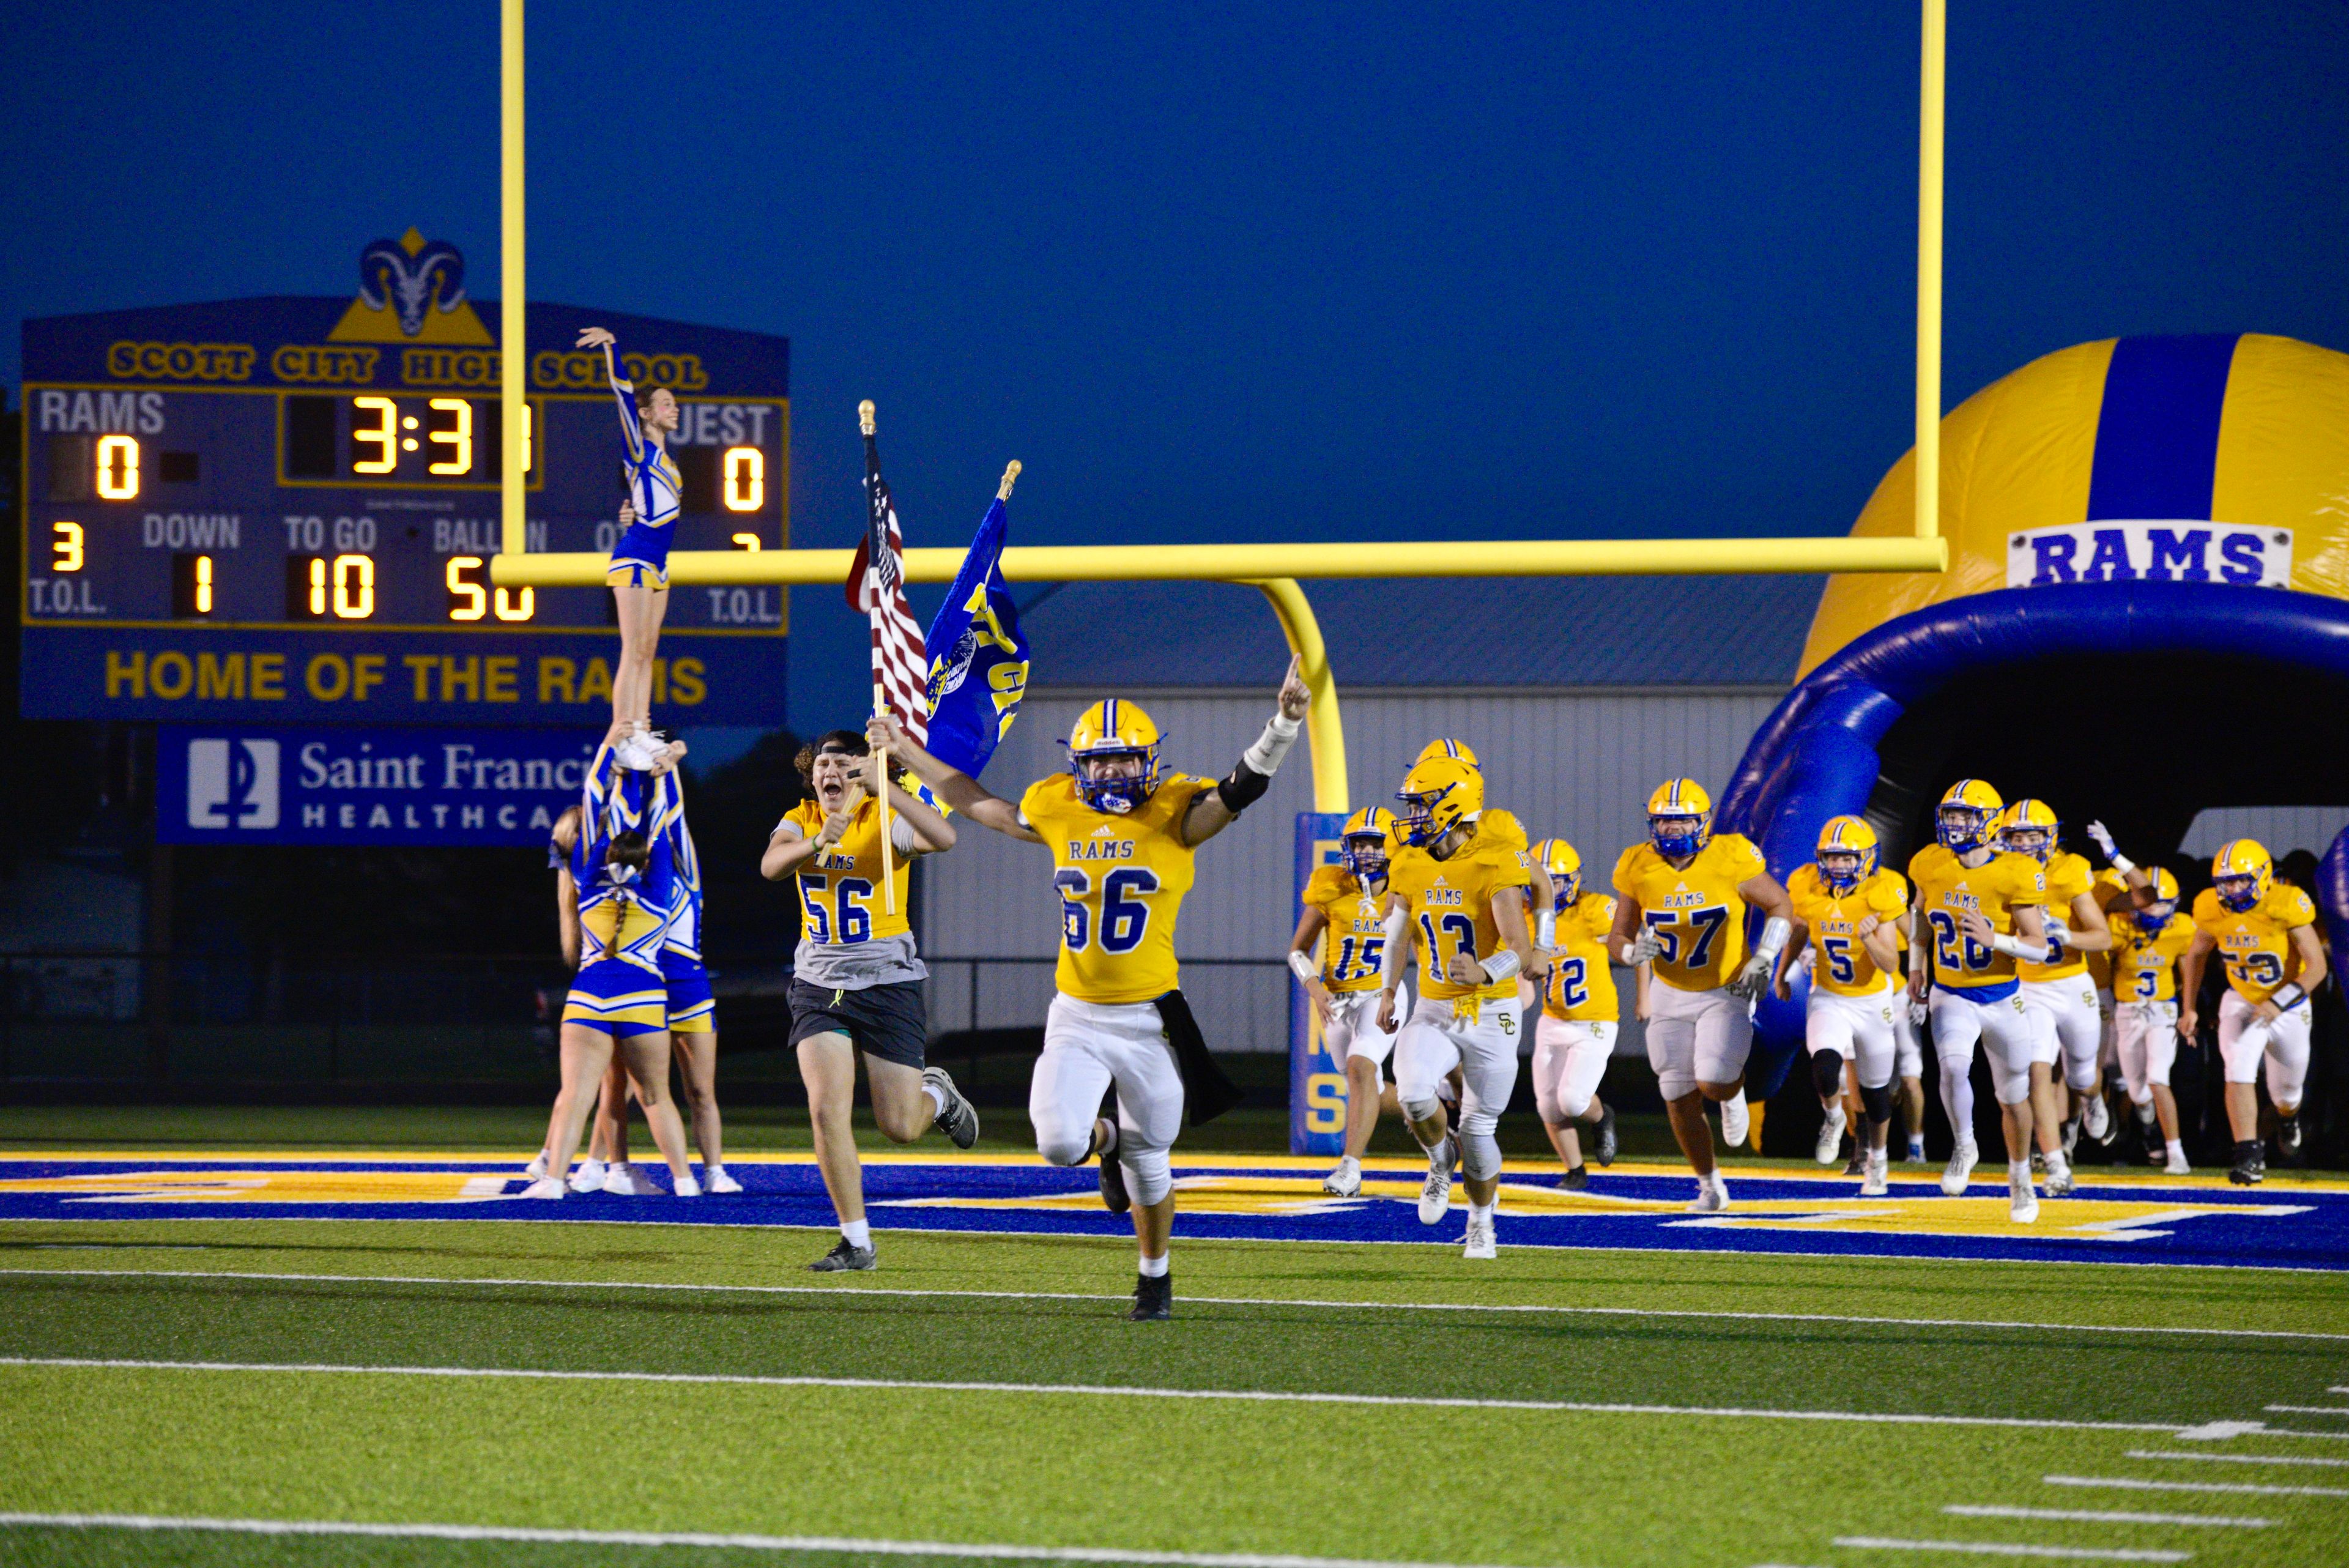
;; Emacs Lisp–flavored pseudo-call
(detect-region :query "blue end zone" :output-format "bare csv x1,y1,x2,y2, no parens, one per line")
1,1156,2342,1273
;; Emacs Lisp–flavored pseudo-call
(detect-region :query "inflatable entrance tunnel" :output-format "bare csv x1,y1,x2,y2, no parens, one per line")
1718,332,2349,1098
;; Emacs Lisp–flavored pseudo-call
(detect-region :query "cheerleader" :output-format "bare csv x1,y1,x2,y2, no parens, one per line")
522,737,699,1198
576,325,680,754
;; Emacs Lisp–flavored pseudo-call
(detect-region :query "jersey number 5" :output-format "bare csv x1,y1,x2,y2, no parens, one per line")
1054,866,1160,954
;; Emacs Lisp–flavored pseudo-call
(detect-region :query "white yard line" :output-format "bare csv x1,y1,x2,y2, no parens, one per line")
2123,1450,2349,1469
2263,1405,2349,1415
0,1355,2188,1433
1943,1504,2265,1528
2046,1474,2349,1499
1831,1539,2186,1562
0,1512,1546,1568
6,1265,2346,1343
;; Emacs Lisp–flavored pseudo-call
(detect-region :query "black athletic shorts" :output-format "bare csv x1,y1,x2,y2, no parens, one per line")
788,977,927,1068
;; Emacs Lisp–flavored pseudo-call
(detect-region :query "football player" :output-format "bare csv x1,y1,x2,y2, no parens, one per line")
765,729,976,1271
1776,816,1907,1195
1528,838,1620,1189
2106,868,2195,1173
1996,800,2113,1195
2178,839,2328,1184
1377,754,1536,1258
883,659,1312,1318
1293,806,1408,1198
1606,779,1794,1213
1907,780,2055,1222
1412,740,1556,917
1889,921,1930,1162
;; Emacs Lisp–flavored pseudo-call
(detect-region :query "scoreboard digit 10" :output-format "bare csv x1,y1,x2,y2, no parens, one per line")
20,229,790,726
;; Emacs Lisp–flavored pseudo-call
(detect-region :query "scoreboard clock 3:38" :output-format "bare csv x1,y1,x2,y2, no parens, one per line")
20,229,790,725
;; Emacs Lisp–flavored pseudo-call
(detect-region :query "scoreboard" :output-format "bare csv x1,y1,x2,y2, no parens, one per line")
20,231,790,725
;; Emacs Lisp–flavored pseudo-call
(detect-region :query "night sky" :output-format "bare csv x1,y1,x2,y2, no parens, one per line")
6,2,2343,730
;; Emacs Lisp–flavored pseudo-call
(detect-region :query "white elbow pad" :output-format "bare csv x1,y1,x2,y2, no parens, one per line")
1287,950,1321,986
1990,931,2055,964
1753,915,1792,962
1535,909,1556,951
1479,949,1522,986
1242,712,1302,775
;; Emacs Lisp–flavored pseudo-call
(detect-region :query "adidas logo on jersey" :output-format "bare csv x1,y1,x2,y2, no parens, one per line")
1091,825,1117,836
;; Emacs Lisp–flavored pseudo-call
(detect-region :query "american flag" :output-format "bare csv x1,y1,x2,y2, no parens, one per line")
847,431,932,744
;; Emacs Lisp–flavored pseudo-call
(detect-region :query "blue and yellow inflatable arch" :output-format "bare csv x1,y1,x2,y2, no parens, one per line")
1718,332,2349,1101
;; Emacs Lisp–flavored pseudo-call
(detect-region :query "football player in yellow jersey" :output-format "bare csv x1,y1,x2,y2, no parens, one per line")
1412,740,1556,917
763,730,973,1271
1527,838,1620,1189
1376,754,1535,1259
1995,800,2114,1195
1607,778,1793,1213
1292,806,1410,1198
1775,817,1906,1195
2178,839,2328,1184
2106,869,2197,1173
1906,780,2055,1222
881,660,1312,1318
1887,918,1929,1162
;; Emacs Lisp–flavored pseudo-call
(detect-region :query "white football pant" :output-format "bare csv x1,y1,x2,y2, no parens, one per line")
1031,994,1185,1206
1532,1015,1616,1124
2217,987,2313,1111
1932,983,2038,1110
1394,994,1520,1181
1891,999,1923,1082
2022,976,2104,1092
2113,1000,2179,1104
1325,984,1406,1088
1808,988,1898,1090
1644,981,1751,1100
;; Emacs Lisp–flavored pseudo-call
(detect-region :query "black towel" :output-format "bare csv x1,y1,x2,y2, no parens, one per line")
1154,989,1243,1126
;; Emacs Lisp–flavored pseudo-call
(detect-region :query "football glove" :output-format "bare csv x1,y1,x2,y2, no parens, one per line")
1622,928,1664,967
1726,953,1773,1003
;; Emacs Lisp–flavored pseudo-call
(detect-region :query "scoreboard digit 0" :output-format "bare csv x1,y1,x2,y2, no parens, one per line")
20,229,791,726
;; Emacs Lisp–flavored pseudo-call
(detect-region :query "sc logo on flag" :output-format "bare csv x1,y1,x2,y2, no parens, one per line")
187,738,280,830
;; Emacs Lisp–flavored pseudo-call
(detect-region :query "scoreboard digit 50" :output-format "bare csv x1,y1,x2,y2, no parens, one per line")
20,229,790,726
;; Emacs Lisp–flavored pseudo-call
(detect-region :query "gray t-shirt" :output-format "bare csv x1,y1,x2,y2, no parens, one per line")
783,812,928,989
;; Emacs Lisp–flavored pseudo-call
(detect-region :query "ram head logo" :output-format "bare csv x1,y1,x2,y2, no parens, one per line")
358,229,468,338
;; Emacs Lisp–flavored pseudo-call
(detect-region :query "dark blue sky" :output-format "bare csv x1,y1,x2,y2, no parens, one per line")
7,2,2343,730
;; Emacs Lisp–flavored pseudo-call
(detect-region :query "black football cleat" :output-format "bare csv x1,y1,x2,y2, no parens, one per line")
2279,1115,2305,1164
1560,1164,1590,1191
1127,1271,1172,1321
1098,1147,1132,1215
2228,1141,2265,1186
809,1238,877,1272
1593,1104,1618,1167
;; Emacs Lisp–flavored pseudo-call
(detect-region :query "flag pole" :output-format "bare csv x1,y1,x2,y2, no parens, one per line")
998,460,1022,501
859,399,899,915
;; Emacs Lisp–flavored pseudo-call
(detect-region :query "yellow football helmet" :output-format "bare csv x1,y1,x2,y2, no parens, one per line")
1066,697,1161,814
1816,815,1878,891
1997,798,2060,861
2137,865,2183,929
1339,805,1395,880
1646,778,1712,858
1531,836,1582,909
1415,738,1480,771
2212,838,2273,913
1395,755,1483,847
1935,778,2004,852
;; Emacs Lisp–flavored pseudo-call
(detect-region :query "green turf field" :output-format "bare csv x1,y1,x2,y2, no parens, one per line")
4,1201,2347,1568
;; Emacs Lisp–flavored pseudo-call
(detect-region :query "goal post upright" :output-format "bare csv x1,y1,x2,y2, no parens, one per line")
498,0,527,561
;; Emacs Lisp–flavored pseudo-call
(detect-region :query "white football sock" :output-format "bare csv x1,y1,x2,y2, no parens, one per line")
1469,1201,1495,1225
922,1082,947,1115
1138,1251,1170,1278
841,1219,871,1249
2165,1139,2185,1161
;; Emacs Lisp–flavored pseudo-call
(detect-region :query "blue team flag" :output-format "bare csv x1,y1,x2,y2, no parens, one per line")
921,491,1030,778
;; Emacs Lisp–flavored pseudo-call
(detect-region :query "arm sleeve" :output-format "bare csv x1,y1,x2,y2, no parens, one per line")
1378,904,1411,987
607,347,645,464
890,814,921,855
